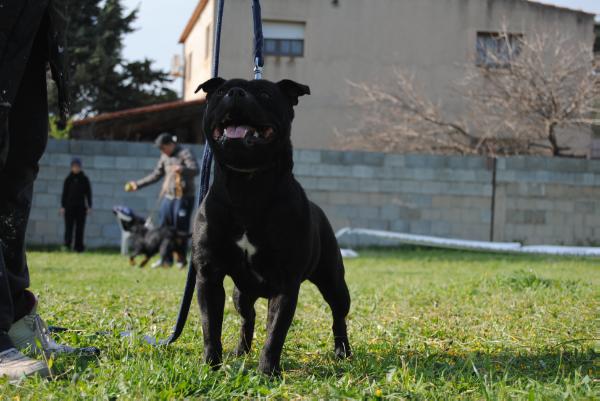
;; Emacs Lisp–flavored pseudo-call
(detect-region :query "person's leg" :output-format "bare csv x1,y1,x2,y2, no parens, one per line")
159,198,175,265
74,208,86,252
64,208,75,249
0,15,48,351
158,197,172,228
175,196,194,258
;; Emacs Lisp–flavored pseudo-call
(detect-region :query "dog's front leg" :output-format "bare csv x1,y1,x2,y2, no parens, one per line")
197,270,226,369
259,289,299,375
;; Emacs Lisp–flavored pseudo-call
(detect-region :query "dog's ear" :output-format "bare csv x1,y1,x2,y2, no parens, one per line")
276,79,310,106
195,77,226,96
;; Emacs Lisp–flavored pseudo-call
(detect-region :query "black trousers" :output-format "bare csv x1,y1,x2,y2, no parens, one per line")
64,207,86,252
0,22,48,351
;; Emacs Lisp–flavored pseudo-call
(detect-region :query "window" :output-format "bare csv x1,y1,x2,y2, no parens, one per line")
476,32,522,68
263,21,305,57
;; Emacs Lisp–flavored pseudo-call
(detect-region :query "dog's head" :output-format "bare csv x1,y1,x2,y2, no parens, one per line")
196,78,310,171
112,205,145,232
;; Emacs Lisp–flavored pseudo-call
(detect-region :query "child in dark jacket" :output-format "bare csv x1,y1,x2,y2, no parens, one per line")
60,158,92,252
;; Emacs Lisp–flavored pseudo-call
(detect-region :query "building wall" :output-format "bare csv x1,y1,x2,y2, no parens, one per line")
183,0,215,100
28,139,600,248
182,0,595,151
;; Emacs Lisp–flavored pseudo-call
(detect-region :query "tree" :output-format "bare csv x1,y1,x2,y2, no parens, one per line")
344,31,600,157
49,0,177,118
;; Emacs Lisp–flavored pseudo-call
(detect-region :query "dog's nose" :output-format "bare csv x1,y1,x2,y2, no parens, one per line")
226,87,247,98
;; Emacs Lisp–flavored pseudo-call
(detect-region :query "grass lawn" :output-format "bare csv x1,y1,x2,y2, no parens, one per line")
2,248,599,400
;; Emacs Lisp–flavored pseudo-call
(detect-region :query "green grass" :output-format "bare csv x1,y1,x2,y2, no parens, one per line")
2,248,599,400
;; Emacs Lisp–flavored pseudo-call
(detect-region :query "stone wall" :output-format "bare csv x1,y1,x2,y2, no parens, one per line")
28,139,600,248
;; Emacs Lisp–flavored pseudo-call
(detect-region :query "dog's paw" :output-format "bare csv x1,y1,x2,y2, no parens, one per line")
258,359,281,377
204,350,222,369
335,343,352,359
234,345,250,358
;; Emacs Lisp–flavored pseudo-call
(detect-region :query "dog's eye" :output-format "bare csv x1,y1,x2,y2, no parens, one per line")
260,92,271,100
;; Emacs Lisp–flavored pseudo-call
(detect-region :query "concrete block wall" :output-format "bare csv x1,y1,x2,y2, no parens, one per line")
494,157,600,245
27,139,600,248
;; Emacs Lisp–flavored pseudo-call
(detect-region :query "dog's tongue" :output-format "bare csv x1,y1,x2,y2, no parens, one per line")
225,126,249,139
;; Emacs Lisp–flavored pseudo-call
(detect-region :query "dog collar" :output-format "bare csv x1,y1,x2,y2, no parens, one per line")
223,162,276,175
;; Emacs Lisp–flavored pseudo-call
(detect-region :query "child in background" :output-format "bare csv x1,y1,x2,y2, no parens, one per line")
60,157,92,252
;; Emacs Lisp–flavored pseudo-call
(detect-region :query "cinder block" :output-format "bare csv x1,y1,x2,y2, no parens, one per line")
46,139,69,153
296,176,318,189
34,194,59,208
102,224,121,239
367,219,389,230
335,205,360,218
341,151,367,165
384,154,405,167
357,178,379,192
78,140,107,155
138,157,159,170
575,201,596,214
405,154,447,169
115,157,138,169
94,183,115,197
380,205,400,220
336,178,360,192
317,177,341,190
431,221,451,236
50,153,73,167
358,206,379,219
104,141,131,156
93,156,115,169
409,220,431,234
320,150,343,164
351,165,376,178
391,220,409,232
296,150,321,163
293,163,312,176
362,152,385,166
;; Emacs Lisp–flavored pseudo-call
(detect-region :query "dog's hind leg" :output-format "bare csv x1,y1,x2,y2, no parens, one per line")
139,256,150,267
311,254,352,359
232,286,257,357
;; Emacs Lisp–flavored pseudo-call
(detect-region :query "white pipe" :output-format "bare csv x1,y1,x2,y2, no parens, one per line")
336,227,600,258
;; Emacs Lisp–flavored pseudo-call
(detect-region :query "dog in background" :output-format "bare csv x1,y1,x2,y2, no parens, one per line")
113,205,189,268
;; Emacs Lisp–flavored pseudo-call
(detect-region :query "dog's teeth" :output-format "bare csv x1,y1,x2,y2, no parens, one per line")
253,132,259,138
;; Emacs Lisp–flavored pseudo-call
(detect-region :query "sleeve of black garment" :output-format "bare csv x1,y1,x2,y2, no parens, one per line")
61,175,69,208
85,176,92,208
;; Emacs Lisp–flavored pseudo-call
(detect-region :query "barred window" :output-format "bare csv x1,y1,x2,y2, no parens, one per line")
476,32,522,68
263,21,305,58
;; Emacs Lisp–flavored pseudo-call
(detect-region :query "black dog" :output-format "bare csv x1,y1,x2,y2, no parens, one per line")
192,77,351,375
113,206,188,267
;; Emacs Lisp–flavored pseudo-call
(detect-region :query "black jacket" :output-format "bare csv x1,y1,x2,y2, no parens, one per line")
62,172,92,209
0,0,69,115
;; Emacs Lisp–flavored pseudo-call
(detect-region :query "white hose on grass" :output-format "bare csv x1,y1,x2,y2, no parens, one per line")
336,227,600,258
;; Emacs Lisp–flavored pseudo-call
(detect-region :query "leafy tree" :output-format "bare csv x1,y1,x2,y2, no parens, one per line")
49,0,177,117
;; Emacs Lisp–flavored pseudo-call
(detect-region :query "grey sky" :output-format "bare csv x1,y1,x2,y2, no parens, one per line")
122,0,600,83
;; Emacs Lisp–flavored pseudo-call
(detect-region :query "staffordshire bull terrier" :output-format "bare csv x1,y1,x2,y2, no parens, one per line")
192,77,352,375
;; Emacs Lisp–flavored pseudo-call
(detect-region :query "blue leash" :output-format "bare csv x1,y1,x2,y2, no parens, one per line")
145,0,264,346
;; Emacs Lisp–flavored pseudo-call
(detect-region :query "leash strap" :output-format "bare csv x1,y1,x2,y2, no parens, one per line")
148,0,265,346
252,0,264,79
145,0,227,346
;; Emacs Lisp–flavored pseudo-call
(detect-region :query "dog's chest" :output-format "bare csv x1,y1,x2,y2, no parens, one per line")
236,231,257,262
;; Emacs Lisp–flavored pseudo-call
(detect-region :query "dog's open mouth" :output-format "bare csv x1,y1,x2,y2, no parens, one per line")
212,115,275,143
